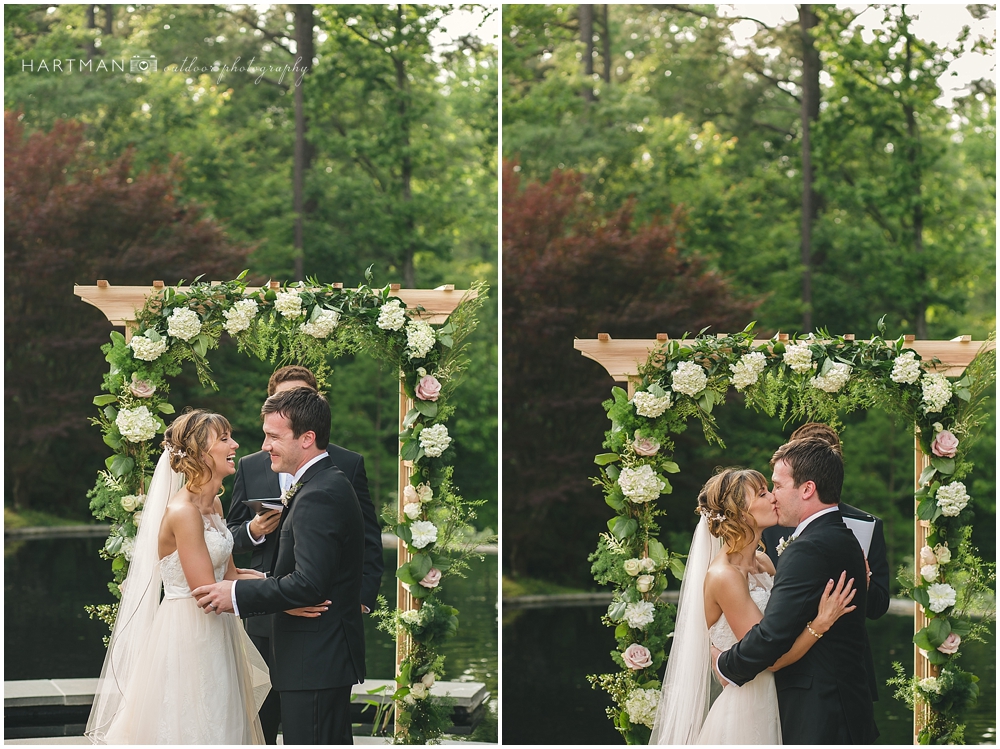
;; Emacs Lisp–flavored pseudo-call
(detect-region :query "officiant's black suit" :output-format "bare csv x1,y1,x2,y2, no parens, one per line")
719,510,879,744
228,445,382,743
234,455,366,745
762,501,889,702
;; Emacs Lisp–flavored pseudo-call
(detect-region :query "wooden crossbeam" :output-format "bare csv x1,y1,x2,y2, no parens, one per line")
574,336,994,381
74,283,474,326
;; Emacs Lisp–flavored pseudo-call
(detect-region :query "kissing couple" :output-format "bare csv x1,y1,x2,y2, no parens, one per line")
649,424,882,745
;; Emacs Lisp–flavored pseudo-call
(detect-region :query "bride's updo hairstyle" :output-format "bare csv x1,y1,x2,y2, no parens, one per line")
696,467,769,552
162,409,233,493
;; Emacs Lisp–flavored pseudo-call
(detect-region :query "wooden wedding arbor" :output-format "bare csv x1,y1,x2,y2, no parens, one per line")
575,331,993,743
76,280,476,686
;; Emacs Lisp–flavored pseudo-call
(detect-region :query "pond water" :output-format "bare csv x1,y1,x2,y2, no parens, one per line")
4,537,497,742
503,603,995,745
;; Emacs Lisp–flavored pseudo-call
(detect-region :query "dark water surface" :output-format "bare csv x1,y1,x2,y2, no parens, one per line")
5,538,497,741
503,603,995,745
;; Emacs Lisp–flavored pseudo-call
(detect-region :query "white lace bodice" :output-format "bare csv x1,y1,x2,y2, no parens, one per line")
159,513,233,600
708,572,773,650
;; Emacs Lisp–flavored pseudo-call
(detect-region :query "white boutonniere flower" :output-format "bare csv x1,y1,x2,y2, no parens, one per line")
775,536,796,556
281,482,303,507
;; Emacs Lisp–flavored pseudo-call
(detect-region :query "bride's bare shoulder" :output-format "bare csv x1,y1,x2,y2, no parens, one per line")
704,555,745,595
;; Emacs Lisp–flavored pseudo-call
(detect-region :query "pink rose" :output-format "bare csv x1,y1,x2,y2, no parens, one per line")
415,375,442,401
937,632,961,654
418,567,442,589
129,374,156,398
931,430,959,458
622,643,653,670
633,430,660,457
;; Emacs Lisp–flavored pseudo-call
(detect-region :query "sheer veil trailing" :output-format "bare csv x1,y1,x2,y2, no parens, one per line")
649,516,723,745
85,450,182,743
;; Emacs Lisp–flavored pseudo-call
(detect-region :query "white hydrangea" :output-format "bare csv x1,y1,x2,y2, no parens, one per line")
811,362,852,393
166,307,202,341
116,406,160,443
890,351,922,384
300,309,340,339
920,564,939,582
632,391,671,418
121,536,135,562
406,320,436,360
918,677,942,694
223,298,259,335
729,351,768,390
377,298,407,331
623,601,656,630
935,481,969,517
926,582,957,613
274,290,304,318
921,373,952,414
618,465,665,504
670,360,708,397
403,502,422,520
129,333,167,362
409,520,438,549
419,423,451,457
623,688,660,729
783,344,815,374
400,609,422,625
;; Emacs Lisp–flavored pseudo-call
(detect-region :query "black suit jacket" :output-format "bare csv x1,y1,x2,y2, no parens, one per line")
228,444,383,636
720,511,878,744
234,456,366,692
762,501,888,701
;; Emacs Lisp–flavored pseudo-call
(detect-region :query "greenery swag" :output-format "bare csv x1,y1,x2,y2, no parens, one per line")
85,269,489,744
587,321,995,745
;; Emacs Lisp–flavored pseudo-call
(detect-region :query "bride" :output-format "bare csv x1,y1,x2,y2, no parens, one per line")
87,410,317,744
649,468,856,744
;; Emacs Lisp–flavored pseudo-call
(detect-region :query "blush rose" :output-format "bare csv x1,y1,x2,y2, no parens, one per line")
415,375,442,401
622,643,653,670
931,430,959,458
419,567,442,588
937,632,961,654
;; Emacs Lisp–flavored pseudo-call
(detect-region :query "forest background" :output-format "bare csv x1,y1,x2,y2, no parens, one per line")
502,3,996,594
5,4,499,535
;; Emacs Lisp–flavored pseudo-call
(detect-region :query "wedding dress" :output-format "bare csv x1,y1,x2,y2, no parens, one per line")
87,451,270,745
649,517,781,745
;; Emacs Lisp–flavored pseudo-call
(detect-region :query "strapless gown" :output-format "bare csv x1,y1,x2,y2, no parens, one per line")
102,514,270,744
696,572,783,745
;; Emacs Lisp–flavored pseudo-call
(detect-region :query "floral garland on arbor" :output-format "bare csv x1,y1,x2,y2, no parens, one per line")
587,321,995,745
85,270,489,744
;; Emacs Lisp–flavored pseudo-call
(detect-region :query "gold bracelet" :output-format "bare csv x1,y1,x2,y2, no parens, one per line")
806,621,823,639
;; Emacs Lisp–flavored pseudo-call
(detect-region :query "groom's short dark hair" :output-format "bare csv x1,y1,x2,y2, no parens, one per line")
261,387,331,449
771,437,843,504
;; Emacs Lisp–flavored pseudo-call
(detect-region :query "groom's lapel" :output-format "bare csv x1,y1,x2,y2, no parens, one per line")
269,456,333,573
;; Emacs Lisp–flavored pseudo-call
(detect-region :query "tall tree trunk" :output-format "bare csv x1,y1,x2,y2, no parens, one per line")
85,5,97,61
292,4,315,282
799,5,821,333
103,5,113,36
579,4,594,102
903,32,927,338
600,5,611,84
395,7,415,288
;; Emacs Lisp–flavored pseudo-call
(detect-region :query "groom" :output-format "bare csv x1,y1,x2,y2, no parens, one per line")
194,387,366,744
715,437,878,744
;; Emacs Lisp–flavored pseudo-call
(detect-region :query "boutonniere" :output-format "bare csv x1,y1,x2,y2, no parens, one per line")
281,482,303,507
776,536,796,557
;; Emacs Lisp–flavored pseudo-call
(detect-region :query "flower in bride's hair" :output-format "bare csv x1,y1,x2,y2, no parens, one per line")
729,351,768,390
890,351,922,384
223,298,259,335
376,298,407,331
129,332,167,362
116,406,160,443
783,344,815,374
635,574,655,593
926,583,957,613
632,390,671,417
623,601,655,630
632,430,660,457
166,307,202,341
671,361,708,397
618,465,665,504
409,520,438,549
623,688,659,728
623,558,641,576
622,643,653,671
129,373,156,398
274,291,304,318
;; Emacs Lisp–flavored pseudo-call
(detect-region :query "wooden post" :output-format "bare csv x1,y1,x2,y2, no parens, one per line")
913,432,935,742
395,377,415,730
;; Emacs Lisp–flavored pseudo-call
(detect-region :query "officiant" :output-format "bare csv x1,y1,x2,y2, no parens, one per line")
227,365,385,744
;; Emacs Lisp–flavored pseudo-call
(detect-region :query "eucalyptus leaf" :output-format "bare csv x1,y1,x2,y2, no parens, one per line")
93,394,118,407
157,402,175,414
661,461,680,474
608,600,627,621
594,453,620,466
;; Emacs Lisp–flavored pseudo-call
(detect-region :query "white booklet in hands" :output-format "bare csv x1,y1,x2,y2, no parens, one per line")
842,515,875,557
